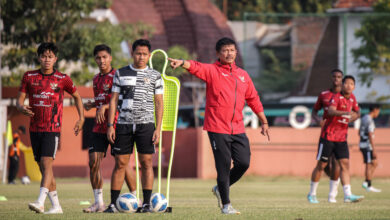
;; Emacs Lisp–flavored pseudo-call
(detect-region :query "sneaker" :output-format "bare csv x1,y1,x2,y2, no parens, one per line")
103,204,118,213
83,202,105,213
307,195,319,204
28,201,44,213
212,185,222,208
328,197,337,203
367,186,381,193
44,206,63,214
344,194,364,203
140,204,152,213
221,204,240,215
362,182,368,190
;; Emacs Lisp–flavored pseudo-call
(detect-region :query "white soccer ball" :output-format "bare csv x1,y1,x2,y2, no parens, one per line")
21,176,31,185
116,193,139,213
150,193,168,213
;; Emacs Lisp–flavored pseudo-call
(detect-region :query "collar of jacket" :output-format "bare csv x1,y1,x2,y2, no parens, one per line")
214,60,238,72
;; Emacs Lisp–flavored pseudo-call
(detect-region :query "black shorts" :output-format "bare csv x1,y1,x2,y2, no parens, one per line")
30,132,60,162
316,138,349,162
89,132,112,157
360,148,375,164
113,123,155,155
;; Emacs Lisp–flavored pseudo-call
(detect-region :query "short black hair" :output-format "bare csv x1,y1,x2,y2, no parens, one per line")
342,75,355,84
369,104,381,112
132,39,151,52
331,69,343,75
93,44,111,56
18,126,26,134
37,42,58,56
215,37,237,52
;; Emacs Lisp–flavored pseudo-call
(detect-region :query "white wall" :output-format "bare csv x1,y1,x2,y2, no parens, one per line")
339,16,390,102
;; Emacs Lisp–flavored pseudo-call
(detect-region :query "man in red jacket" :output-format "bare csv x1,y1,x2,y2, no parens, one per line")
169,37,270,214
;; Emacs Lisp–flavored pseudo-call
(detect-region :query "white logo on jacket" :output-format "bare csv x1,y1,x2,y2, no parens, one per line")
239,76,245,82
221,72,228,77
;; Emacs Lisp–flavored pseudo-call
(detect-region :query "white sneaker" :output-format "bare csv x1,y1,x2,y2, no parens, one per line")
328,197,337,203
83,202,105,213
367,186,382,193
212,185,222,208
221,204,240,214
28,201,44,213
44,206,63,214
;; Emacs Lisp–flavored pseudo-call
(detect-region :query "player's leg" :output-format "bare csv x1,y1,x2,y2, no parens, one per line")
363,150,381,192
8,155,18,184
124,164,136,194
104,124,133,213
135,123,156,213
328,154,341,203
138,153,153,212
336,142,363,202
208,132,233,213
84,133,108,213
308,138,331,203
229,133,250,187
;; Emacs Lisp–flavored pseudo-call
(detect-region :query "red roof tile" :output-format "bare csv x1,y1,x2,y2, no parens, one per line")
334,0,376,8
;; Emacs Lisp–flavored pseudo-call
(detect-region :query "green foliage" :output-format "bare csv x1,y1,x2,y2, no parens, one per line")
150,45,195,77
257,49,303,93
213,0,333,20
1,0,153,86
352,0,390,88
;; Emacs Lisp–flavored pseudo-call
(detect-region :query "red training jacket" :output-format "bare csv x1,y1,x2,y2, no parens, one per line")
187,60,264,134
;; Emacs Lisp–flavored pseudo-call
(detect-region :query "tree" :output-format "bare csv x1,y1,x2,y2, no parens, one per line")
352,0,390,101
212,0,334,20
1,0,153,85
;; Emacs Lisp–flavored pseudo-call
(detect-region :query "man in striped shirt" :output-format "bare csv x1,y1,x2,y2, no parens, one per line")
105,39,164,213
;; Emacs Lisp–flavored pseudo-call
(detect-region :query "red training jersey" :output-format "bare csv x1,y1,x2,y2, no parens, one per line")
19,69,77,132
187,60,264,134
92,69,118,133
321,93,359,142
313,90,339,120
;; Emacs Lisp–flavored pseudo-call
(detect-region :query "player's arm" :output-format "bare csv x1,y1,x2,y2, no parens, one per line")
96,104,109,124
153,94,164,145
168,58,190,70
71,91,85,136
255,111,270,141
312,97,322,125
107,92,118,144
349,110,361,122
16,92,34,117
84,100,96,111
327,106,352,117
368,131,377,158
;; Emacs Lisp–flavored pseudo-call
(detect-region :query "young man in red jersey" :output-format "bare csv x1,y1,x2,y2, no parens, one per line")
83,44,136,213
309,75,363,203
308,69,343,203
17,42,84,214
169,37,270,214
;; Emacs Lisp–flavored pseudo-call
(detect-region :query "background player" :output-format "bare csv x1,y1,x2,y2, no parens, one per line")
83,44,136,213
309,69,343,203
17,42,84,214
105,39,164,213
308,75,363,203
359,104,381,192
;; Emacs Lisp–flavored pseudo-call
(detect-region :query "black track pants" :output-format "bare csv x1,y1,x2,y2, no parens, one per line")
208,132,251,205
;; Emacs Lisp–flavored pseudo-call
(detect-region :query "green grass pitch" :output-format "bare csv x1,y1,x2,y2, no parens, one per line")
0,176,389,219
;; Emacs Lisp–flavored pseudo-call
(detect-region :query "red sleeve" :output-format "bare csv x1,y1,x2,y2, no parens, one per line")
63,75,77,94
329,94,339,108
352,95,360,112
187,60,213,82
245,77,264,113
313,94,323,111
19,72,29,93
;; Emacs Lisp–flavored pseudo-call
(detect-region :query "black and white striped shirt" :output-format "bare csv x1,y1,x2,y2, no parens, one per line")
112,64,164,124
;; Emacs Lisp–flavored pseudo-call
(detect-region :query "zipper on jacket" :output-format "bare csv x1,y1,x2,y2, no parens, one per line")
230,65,237,134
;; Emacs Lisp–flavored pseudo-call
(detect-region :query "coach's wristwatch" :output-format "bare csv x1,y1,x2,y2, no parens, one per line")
107,123,114,127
